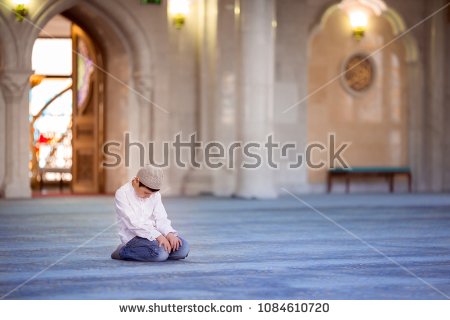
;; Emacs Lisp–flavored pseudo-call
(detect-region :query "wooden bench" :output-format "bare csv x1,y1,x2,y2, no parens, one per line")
327,167,412,193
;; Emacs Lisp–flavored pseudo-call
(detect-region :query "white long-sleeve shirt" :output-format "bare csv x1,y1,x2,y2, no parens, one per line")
114,182,176,245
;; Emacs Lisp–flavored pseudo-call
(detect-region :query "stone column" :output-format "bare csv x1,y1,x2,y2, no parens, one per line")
212,0,238,196
0,70,32,198
182,0,217,196
133,72,154,144
0,87,5,195
273,0,310,193
123,72,154,184
423,0,447,192
235,0,277,199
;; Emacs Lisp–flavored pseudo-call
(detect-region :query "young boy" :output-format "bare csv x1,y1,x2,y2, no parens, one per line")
111,165,189,261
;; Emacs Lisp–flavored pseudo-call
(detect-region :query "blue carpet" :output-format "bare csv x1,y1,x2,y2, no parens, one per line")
0,194,449,299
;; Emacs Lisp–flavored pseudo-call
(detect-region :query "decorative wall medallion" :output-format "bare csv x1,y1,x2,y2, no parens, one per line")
341,53,375,94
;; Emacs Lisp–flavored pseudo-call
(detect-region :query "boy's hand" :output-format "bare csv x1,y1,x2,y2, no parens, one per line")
156,235,171,252
166,233,182,252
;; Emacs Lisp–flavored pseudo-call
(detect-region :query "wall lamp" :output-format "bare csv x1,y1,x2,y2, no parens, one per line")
12,0,30,22
349,10,368,40
168,0,189,29
339,0,387,41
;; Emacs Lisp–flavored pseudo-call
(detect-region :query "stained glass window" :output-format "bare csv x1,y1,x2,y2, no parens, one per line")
30,39,73,184
76,38,95,112
32,39,72,76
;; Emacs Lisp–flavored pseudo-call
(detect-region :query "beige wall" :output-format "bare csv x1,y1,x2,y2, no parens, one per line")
0,0,449,197
307,7,409,184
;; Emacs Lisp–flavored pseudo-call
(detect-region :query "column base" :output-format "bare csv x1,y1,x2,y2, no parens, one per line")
235,179,278,199
234,191,278,199
181,168,213,196
4,181,32,199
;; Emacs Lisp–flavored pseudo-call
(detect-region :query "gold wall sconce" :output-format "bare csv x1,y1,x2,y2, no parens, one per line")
349,10,368,40
339,0,387,41
12,0,30,22
168,0,190,29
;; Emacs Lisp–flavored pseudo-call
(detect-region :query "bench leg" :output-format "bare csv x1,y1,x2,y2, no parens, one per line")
408,173,412,193
389,174,394,193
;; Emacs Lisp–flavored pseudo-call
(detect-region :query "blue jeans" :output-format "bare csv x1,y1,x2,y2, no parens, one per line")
119,236,189,262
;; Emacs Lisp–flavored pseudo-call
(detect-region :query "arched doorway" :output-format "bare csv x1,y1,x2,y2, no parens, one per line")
306,1,420,191
0,0,154,198
30,15,104,194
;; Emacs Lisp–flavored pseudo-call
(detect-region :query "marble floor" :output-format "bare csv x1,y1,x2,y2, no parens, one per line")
0,193,450,300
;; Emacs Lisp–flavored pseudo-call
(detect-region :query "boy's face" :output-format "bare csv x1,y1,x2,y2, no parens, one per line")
132,178,153,198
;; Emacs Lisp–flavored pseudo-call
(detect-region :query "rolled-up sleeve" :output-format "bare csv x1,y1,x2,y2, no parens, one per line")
115,190,162,241
153,193,177,236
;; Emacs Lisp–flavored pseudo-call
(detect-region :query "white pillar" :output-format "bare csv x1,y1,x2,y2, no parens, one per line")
182,0,217,196
0,87,5,195
235,0,277,199
423,0,447,192
212,0,238,197
0,70,32,198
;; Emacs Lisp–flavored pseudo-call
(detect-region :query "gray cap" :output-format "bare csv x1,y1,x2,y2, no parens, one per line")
136,165,164,190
